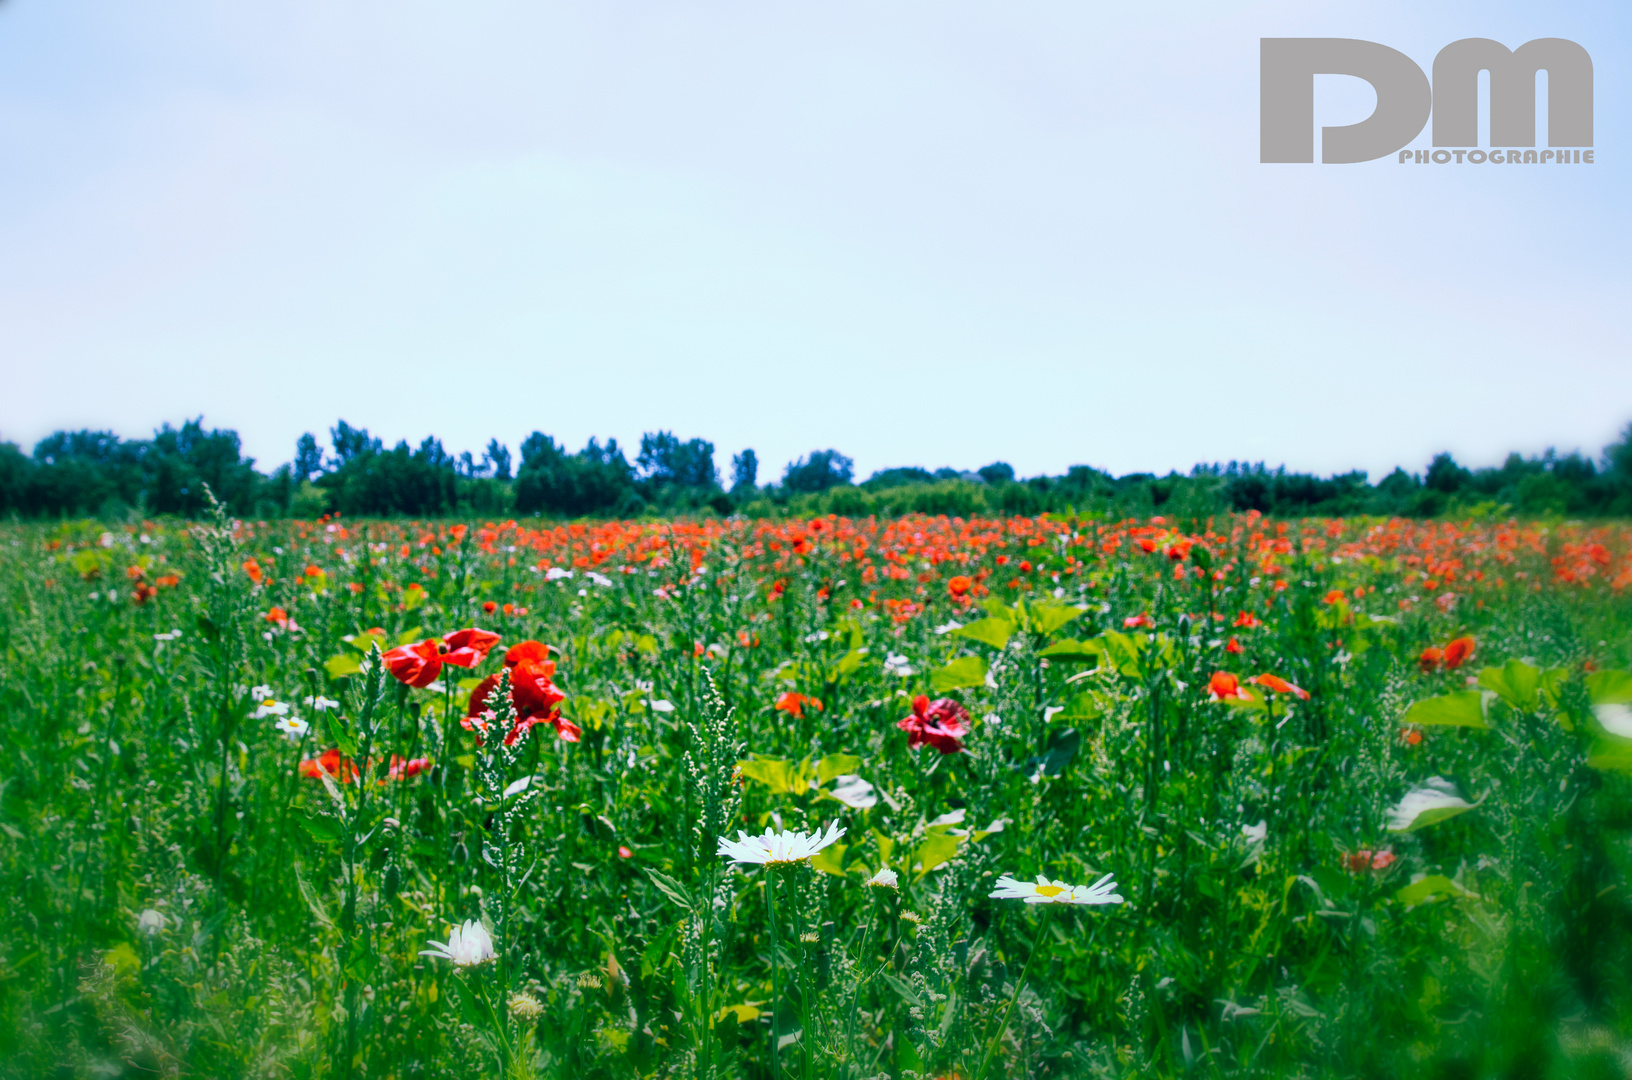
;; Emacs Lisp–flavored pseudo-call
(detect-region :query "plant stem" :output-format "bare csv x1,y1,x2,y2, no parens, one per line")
973,925,1044,1080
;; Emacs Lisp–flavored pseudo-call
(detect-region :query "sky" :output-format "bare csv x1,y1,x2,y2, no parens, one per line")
0,0,1626,483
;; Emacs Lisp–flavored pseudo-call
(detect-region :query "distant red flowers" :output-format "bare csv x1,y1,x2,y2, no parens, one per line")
299,748,360,783
1344,849,1396,872
466,639,576,744
383,628,501,688
897,695,970,754
1249,673,1310,700
775,692,822,719
1208,672,1247,702
1419,635,1475,673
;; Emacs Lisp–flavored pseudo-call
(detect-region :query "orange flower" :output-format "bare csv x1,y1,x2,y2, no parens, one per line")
1400,728,1422,746
1249,673,1310,700
775,692,822,719
305,564,323,578
265,606,289,625
1207,672,1246,701
1233,611,1262,629
1224,636,1243,654
242,559,263,582
483,601,497,614
1418,646,1443,672
1442,636,1475,670
1323,589,1346,605
299,747,359,783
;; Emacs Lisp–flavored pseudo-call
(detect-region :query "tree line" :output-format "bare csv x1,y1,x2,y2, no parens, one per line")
2,417,1630,521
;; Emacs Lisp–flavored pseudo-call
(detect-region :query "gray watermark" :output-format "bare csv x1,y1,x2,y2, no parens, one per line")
1261,38,1594,164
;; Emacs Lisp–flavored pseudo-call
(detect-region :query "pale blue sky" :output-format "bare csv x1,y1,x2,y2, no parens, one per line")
0,1,1626,481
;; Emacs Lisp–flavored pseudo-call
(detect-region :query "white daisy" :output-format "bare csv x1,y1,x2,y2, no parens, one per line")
250,685,274,702
252,700,290,719
1594,703,1632,738
883,653,916,677
420,920,496,967
273,715,310,742
1241,820,1267,844
864,867,899,890
989,872,1124,906
304,694,341,712
137,909,166,935
716,820,846,866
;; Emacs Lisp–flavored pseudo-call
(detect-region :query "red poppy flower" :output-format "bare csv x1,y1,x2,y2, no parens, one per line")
897,694,970,754
1400,728,1422,746
1233,611,1262,629
1225,636,1243,654
387,754,432,781
1323,590,1346,605
618,845,634,859
382,628,502,688
466,651,571,744
947,575,973,598
1344,849,1395,872
1249,673,1310,700
1123,613,1152,629
1418,646,1443,672
299,747,359,783
483,601,497,614
1208,672,1247,701
1442,636,1475,670
775,692,822,719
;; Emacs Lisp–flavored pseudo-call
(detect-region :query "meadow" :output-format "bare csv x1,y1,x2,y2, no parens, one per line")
2,503,1632,1078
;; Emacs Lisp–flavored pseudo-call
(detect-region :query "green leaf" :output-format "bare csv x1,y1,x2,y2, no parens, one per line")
1401,691,1489,730
1477,660,1541,713
979,597,1016,622
1395,874,1476,906
646,869,694,910
296,868,334,928
953,618,1015,650
1097,631,1144,678
324,653,362,679
1055,692,1103,722
1037,639,1102,665
736,757,812,795
810,842,848,877
297,814,342,845
1040,728,1081,776
912,833,961,877
344,631,387,655
833,648,867,679
930,656,989,693
816,754,863,786
1588,670,1632,706
883,973,925,1008
1029,602,1085,636
1587,734,1632,775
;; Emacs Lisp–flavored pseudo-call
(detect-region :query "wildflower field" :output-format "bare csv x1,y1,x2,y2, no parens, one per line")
4,507,1632,1079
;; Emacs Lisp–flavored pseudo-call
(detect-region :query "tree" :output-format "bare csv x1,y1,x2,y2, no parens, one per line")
638,431,718,490
978,462,1016,484
294,433,323,482
485,440,513,481
731,449,759,493
783,450,854,494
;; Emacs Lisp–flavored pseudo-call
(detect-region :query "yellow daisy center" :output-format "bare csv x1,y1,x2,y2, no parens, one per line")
1034,884,1066,898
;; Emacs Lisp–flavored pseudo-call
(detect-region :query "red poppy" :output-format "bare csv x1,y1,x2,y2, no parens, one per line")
387,754,432,781
483,601,497,614
1400,728,1422,746
775,692,822,719
382,628,502,688
1249,673,1310,700
1442,636,1475,670
1418,647,1442,672
1344,849,1395,872
897,695,970,754
1225,636,1243,654
299,747,359,783
618,845,634,859
1123,613,1152,629
1323,590,1346,605
947,575,973,598
1208,672,1247,701
1233,611,1262,629
466,648,572,744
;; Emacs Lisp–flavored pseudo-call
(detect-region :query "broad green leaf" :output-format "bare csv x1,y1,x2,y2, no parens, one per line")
1401,691,1488,730
872,830,895,868
402,584,428,611
1040,728,1081,776
1097,631,1144,678
1477,660,1541,713
344,631,388,655
646,869,694,910
104,942,141,979
1038,639,1102,665
883,973,925,1008
953,618,1015,650
1395,875,1476,906
716,1004,761,1024
816,754,863,786
810,841,848,877
395,626,425,645
930,656,989,693
834,648,866,679
1055,692,1103,722
1587,734,1632,774
737,757,808,795
296,868,334,928
325,653,362,679
1588,670,1632,706
1387,780,1477,832
1029,602,1085,636
912,833,961,877
297,814,342,845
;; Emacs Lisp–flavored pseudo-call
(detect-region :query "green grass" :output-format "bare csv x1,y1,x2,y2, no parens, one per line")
2,508,1630,1079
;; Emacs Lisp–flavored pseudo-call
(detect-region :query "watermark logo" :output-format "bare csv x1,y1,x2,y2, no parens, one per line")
1261,38,1594,164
